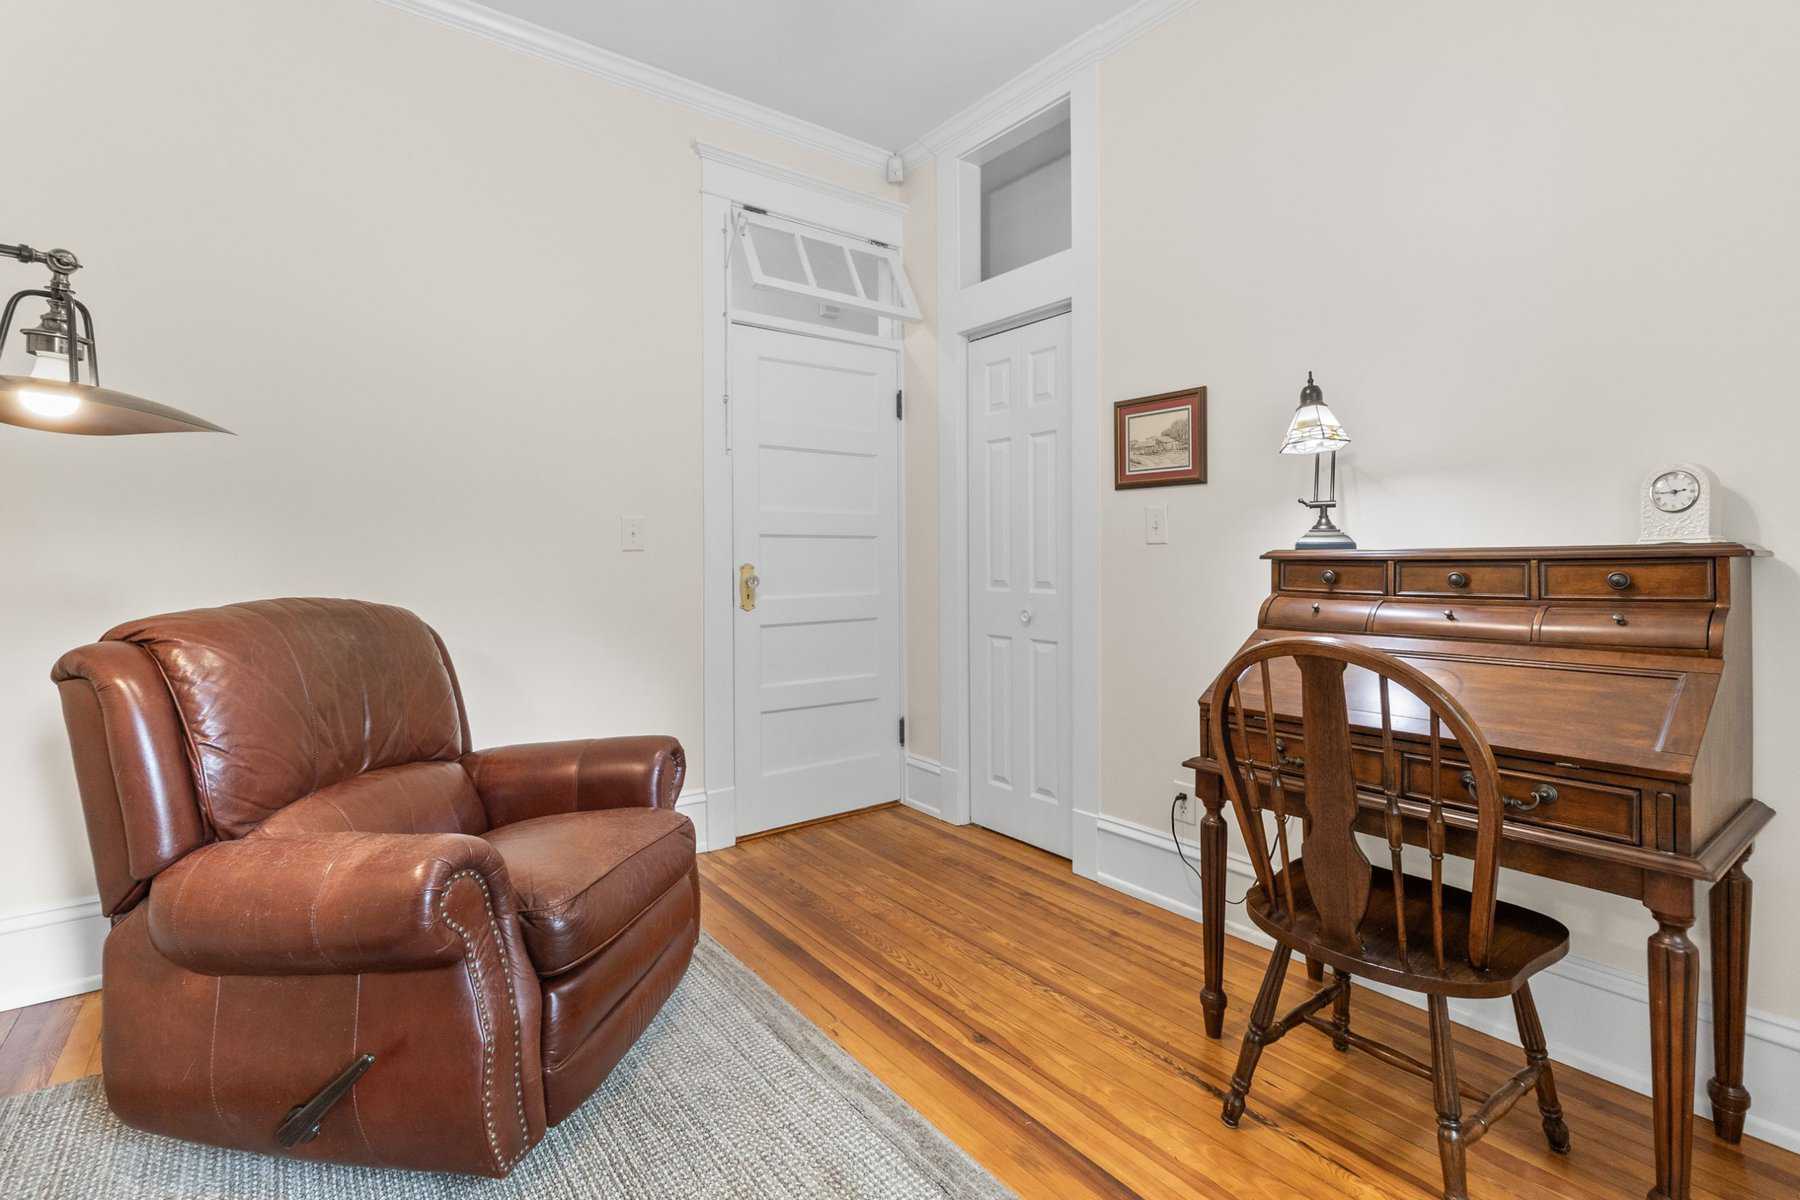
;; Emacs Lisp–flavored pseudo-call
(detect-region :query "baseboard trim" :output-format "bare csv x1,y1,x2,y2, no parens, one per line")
0,898,105,1012
676,787,709,854
1074,807,1800,1154
903,754,945,819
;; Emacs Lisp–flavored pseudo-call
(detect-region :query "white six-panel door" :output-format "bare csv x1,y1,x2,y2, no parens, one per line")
967,314,1073,856
731,324,902,836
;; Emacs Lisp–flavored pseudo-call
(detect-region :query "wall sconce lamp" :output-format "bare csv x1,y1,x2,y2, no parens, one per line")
1279,371,1354,549
1,242,229,435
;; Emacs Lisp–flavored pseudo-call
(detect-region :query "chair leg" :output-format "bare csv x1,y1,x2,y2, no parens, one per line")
1428,995,1470,1200
1222,945,1292,1128
1512,983,1572,1154
1330,969,1352,1052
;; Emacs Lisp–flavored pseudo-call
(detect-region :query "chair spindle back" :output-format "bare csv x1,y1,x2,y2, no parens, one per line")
1208,636,1507,972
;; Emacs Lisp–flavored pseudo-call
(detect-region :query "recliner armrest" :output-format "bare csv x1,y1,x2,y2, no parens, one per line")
463,736,684,829
147,831,517,975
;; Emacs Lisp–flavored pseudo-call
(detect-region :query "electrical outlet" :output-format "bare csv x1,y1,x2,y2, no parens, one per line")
621,516,646,551
1172,790,1195,826
1145,504,1168,545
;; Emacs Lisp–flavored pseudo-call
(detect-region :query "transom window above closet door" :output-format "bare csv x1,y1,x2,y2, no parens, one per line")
735,208,921,323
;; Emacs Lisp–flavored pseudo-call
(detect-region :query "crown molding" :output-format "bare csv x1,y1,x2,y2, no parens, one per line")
899,0,1197,168
376,0,895,171
694,143,906,217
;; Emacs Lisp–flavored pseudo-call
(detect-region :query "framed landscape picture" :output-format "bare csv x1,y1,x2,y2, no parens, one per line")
1114,386,1206,488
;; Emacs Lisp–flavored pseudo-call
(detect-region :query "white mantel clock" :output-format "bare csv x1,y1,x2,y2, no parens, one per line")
1639,463,1722,543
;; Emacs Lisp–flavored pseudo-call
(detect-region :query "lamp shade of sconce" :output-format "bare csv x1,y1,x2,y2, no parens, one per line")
1278,371,1350,455
0,242,230,437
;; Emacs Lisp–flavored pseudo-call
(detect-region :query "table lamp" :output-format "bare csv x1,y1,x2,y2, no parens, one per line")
1,242,229,435
1279,371,1353,549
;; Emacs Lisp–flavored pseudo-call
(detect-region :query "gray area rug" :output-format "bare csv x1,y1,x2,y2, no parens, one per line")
0,934,1013,1199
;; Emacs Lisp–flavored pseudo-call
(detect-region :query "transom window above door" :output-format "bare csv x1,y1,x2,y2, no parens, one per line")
734,208,921,325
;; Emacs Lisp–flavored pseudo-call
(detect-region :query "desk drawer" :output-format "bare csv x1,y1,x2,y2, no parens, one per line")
1232,729,1386,789
1540,558,1713,601
1395,560,1529,599
1279,560,1386,595
1538,605,1712,652
1264,595,1377,633
1403,756,1640,845
1368,601,1536,643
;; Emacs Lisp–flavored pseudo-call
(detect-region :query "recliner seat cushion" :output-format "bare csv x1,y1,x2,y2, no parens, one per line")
482,809,695,976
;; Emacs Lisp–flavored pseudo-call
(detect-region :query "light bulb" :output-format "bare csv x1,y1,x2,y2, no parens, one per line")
18,351,83,418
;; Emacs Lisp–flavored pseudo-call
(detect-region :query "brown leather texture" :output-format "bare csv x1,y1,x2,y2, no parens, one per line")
541,867,698,1070
105,894,545,1177
103,598,467,837
148,831,513,975
53,597,696,1177
542,917,698,1125
485,809,695,976
465,736,685,828
52,641,209,916
252,761,488,838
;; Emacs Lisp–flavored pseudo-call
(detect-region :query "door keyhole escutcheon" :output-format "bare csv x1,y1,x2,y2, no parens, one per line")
739,563,760,612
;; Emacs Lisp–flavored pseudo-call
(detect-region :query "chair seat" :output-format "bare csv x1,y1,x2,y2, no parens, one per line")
483,808,695,976
1247,859,1569,998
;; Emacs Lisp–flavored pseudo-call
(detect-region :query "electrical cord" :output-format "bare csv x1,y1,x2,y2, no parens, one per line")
1171,793,1269,906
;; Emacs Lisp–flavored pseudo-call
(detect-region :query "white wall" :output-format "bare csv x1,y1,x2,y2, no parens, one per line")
0,0,892,972
1096,0,1800,1016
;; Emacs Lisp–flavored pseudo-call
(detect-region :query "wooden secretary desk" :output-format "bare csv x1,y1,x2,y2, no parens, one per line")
1184,544,1771,1200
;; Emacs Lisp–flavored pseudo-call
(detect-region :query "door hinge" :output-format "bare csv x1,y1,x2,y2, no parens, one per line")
895,389,903,420
898,716,906,747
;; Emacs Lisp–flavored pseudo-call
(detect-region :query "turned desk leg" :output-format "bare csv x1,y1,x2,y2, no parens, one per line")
1707,848,1753,1144
1646,878,1699,1200
1196,772,1227,1040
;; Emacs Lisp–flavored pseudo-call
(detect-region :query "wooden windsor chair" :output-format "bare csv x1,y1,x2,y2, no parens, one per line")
1209,636,1573,1200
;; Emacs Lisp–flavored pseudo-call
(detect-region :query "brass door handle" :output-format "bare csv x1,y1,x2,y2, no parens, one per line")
739,563,760,612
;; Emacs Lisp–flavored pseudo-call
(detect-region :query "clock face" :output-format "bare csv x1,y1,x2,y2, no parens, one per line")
1651,469,1701,513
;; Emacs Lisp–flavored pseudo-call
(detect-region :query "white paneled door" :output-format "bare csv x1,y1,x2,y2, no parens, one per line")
967,314,1073,856
731,324,902,836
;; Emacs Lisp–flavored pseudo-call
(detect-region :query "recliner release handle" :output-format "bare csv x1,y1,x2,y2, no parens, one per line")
276,1053,376,1148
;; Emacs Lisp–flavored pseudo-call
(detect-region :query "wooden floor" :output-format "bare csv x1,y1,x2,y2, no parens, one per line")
4,806,1796,1199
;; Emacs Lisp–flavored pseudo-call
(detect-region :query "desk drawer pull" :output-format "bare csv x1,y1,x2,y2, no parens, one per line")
1272,737,1305,770
1607,571,1632,591
1461,769,1558,813
1320,569,1339,586
1447,571,1470,588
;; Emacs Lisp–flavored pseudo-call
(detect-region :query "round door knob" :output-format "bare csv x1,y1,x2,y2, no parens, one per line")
1320,569,1339,586
1607,571,1632,591
1018,609,1033,625
1447,571,1470,589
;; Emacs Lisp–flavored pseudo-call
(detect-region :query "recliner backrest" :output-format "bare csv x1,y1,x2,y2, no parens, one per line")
54,597,475,915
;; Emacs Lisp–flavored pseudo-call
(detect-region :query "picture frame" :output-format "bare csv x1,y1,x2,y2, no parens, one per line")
1114,386,1206,489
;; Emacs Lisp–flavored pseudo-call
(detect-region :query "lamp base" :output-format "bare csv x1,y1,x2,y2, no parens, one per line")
1294,526,1357,550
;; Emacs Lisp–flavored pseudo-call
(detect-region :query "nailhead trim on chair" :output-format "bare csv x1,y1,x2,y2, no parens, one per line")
439,870,531,1174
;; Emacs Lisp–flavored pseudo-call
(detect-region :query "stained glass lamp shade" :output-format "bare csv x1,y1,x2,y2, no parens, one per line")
1278,372,1350,455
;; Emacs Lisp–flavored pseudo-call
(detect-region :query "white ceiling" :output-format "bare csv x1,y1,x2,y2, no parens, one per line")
476,0,1143,151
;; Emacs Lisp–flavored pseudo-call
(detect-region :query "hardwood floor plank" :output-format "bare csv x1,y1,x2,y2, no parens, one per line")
0,996,84,1097
48,994,102,1086
699,808,1799,1200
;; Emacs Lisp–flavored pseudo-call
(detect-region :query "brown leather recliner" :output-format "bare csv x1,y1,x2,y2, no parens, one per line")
51,598,698,1177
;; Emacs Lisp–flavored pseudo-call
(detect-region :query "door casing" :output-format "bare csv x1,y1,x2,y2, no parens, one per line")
699,147,910,851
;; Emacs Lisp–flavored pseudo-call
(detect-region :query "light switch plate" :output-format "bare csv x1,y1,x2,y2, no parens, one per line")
621,516,646,551
1145,504,1168,545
